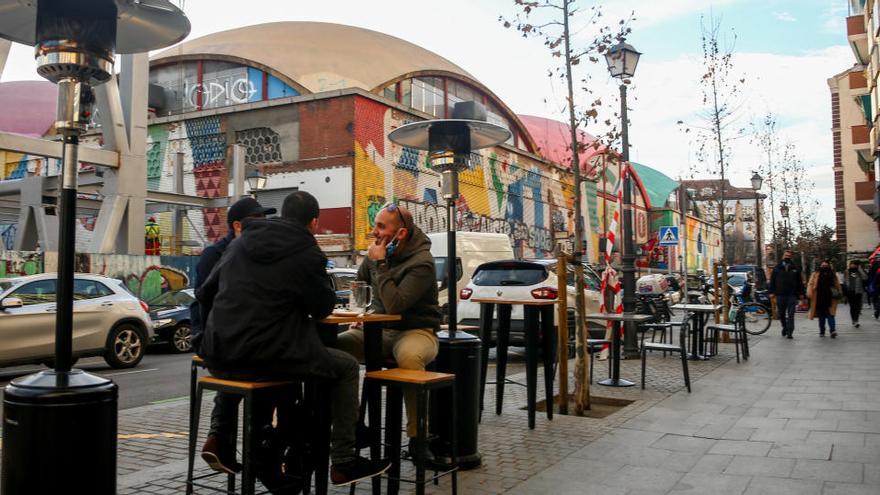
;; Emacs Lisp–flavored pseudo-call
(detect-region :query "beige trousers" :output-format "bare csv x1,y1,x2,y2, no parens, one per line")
336,327,439,437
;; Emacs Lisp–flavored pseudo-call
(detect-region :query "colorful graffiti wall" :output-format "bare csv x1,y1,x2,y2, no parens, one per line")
650,210,722,273
352,97,583,259
1,252,198,303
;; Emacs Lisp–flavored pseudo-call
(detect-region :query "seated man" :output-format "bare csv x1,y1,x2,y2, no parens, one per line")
336,203,442,461
197,191,390,488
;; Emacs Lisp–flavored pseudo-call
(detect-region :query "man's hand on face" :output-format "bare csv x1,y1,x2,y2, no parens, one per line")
367,236,388,261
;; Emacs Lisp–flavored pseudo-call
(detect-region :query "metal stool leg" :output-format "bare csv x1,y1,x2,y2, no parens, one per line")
185,381,203,495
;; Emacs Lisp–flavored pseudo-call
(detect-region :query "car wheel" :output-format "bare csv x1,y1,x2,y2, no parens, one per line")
168,324,193,354
104,323,146,369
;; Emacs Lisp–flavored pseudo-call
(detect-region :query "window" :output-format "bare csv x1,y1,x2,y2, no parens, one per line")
412,77,444,117
10,280,57,305
73,280,113,300
472,265,547,286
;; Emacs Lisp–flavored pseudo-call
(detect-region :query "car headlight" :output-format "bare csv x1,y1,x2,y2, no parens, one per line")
153,318,175,329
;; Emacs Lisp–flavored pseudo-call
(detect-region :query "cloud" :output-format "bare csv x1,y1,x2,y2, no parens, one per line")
602,0,744,29
773,11,797,22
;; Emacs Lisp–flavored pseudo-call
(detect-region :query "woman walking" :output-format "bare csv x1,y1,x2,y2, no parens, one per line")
808,260,843,338
845,260,867,328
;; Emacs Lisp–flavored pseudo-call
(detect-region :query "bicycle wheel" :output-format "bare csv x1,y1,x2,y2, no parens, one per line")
740,302,771,335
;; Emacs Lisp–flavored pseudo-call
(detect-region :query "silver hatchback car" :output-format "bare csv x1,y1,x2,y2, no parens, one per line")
0,273,153,369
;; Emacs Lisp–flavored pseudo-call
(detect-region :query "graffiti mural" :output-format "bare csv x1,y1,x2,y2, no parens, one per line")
353,97,579,258
0,251,44,278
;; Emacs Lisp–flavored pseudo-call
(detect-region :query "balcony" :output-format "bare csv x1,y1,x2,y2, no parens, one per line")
849,69,869,95
855,180,878,217
853,124,873,162
849,15,869,63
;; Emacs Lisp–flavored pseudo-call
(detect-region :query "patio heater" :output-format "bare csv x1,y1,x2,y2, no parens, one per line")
0,1,189,493
389,101,509,469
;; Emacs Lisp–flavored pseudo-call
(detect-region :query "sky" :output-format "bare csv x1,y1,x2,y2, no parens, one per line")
0,0,852,229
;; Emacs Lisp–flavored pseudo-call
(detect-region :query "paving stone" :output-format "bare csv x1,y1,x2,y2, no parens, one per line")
864,464,880,485
791,459,864,483
743,476,823,495
749,428,810,443
708,440,773,457
651,434,716,453
670,472,751,494
723,455,795,477
831,446,880,464
807,432,866,447
821,481,880,495
690,454,734,474
768,443,833,460
600,465,683,492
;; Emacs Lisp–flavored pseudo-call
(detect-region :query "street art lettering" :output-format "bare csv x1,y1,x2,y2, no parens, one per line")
185,78,256,109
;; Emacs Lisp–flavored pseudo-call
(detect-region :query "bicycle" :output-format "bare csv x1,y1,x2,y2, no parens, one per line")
699,281,772,336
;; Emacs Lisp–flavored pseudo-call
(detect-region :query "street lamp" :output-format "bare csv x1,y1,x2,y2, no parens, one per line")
604,40,641,359
750,172,763,281
0,1,189,492
780,200,790,248
246,167,267,193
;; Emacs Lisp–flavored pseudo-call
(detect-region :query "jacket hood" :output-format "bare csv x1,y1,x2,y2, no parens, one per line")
395,225,432,262
238,218,317,263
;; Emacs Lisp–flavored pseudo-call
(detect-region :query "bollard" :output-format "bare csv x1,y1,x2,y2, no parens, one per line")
2,370,118,494
430,330,482,470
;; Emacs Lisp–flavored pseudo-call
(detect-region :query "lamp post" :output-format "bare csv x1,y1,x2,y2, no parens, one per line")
604,41,642,358
780,200,790,249
750,171,763,282
389,101,509,469
0,2,189,493
246,167,268,194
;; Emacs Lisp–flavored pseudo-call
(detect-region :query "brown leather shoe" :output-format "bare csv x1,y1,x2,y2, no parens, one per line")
202,433,242,474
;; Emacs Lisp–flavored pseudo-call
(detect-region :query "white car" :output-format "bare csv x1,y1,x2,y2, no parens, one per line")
0,273,154,369
457,259,604,346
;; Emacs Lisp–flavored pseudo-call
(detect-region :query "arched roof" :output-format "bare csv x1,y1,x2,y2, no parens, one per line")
518,114,611,173
0,81,56,137
152,21,476,95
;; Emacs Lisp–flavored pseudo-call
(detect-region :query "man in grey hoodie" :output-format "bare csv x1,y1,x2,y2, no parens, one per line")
337,203,442,462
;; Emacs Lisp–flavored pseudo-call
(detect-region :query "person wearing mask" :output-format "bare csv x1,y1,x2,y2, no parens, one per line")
197,191,391,488
336,203,441,464
193,197,275,474
768,250,806,339
808,260,843,338
845,260,867,328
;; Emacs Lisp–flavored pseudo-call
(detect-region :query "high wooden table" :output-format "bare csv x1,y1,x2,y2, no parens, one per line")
318,312,400,495
585,313,654,387
471,298,557,429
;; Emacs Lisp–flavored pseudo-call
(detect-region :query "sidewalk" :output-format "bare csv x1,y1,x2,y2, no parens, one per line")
113,312,879,494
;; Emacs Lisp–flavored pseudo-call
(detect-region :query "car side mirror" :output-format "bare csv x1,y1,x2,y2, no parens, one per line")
1,297,23,309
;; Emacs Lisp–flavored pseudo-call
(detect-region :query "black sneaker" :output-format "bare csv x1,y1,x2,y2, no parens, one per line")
831,332,837,338
202,433,242,474
855,323,860,328
786,334,793,339
407,437,436,465
330,456,391,486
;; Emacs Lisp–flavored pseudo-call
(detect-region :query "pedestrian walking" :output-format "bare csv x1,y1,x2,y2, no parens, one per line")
844,260,867,328
769,250,806,339
808,260,843,338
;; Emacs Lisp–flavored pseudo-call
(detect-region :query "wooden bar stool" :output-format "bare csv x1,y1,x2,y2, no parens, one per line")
186,375,328,495
364,368,458,495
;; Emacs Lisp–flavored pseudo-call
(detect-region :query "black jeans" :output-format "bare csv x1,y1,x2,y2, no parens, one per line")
776,295,797,336
849,293,863,324
208,347,360,464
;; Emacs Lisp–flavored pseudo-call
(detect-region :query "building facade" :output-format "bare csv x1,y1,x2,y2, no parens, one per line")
837,0,880,256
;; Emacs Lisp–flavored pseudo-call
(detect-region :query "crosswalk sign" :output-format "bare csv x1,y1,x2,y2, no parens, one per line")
658,226,679,246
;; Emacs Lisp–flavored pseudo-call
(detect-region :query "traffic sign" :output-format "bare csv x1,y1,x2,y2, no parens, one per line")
658,226,679,246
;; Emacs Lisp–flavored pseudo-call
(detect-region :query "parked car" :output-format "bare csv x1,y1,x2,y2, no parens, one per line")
429,232,514,319
0,273,153,369
727,264,767,289
457,259,604,346
328,267,358,308
148,288,195,353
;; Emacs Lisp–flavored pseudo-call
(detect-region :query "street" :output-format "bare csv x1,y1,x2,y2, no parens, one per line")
0,349,194,414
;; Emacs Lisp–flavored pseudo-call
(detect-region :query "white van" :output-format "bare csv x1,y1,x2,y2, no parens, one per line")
428,232,514,316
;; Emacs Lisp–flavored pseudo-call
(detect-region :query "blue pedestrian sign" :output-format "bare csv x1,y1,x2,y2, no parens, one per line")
658,226,679,246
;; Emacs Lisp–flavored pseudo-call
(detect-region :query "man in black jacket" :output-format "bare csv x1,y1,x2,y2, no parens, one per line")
769,250,806,338
192,197,275,474
198,191,390,487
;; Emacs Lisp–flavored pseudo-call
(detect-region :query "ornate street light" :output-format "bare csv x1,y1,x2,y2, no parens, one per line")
780,200,790,248
751,172,764,282
0,1,189,492
246,167,267,193
605,40,642,360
